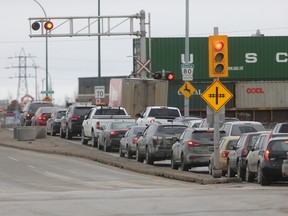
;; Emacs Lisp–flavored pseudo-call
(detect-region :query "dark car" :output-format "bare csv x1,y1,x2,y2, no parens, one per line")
98,120,135,152
258,137,288,186
20,101,54,126
60,105,95,139
171,128,226,171
173,116,202,126
135,122,187,165
31,106,60,126
227,131,269,180
119,125,146,158
46,108,67,136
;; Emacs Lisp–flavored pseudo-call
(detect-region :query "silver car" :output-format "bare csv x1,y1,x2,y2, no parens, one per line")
171,127,226,171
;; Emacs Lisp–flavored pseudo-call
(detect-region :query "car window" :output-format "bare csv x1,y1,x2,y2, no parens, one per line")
269,140,288,152
95,109,126,115
57,111,66,118
279,124,288,133
148,109,180,118
231,125,259,136
111,122,134,130
74,107,94,116
226,139,238,150
29,103,54,113
132,127,146,135
192,131,226,141
156,125,186,136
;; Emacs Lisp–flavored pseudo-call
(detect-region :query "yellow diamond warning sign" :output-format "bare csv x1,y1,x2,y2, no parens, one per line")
201,80,233,112
179,81,196,99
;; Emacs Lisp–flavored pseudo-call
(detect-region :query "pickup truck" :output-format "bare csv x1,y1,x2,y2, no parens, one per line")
135,106,182,126
81,106,131,147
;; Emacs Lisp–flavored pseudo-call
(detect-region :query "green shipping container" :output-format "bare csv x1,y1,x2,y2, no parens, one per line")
133,36,288,81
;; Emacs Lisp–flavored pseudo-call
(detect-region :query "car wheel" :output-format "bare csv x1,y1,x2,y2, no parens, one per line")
257,165,270,186
136,148,144,163
91,131,97,148
245,164,255,182
81,130,88,145
51,125,56,136
227,162,236,178
208,161,213,175
171,153,179,170
237,161,246,180
180,154,189,171
65,128,72,140
126,146,132,159
104,140,110,152
145,148,154,165
59,128,65,138
119,147,125,157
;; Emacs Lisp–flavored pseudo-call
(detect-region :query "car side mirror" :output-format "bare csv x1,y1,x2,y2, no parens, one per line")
135,113,142,118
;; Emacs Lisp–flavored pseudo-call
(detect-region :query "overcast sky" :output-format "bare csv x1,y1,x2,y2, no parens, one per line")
1,0,288,105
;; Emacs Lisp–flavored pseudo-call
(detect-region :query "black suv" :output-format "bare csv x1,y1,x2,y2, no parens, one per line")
60,105,95,139
20,101,54,126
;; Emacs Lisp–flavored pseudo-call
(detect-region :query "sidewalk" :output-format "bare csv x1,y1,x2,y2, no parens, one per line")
0,127,241,185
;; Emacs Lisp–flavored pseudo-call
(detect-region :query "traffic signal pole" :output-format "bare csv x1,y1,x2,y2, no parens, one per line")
184,0,190,117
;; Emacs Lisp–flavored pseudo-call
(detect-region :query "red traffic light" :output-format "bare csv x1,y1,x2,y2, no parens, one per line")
214,41,224,51
166,73,175,81
44,21,54,30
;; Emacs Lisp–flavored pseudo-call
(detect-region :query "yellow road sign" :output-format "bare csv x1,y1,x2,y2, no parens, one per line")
201,80,233,112
179,81,196,99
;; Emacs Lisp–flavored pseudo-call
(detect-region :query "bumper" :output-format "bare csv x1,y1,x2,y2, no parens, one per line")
185,154,211,167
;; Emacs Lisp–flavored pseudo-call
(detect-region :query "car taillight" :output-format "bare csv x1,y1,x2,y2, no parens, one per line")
264,149,270,161
221,151,229,158
110,131,119,136
70,115,80,120
26,113,31,119
38,115,46,121
132,137,138,144
149,119,155,124
187,141,201,147
96,121,100,129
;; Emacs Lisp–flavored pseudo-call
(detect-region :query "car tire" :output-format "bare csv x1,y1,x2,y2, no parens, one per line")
180,154,189,171
59,128,65,138
119,147,125,157
171,153,179,170
126,146,132,159
91,131,97,148
65,128,72,140
208,161,213,175
257,165,270,186
136,148,144,163
145,148,154,165
227,162,236,178
51,125,56,136
237,161,246,180
81,130,88,145
245,164,255,182
104,140,110,152
97,137,102,150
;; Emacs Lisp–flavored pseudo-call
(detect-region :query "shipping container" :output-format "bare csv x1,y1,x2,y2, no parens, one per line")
133,36,288,81
235,81,288,108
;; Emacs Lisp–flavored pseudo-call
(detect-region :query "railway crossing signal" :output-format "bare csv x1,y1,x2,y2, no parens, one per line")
208,35,228,77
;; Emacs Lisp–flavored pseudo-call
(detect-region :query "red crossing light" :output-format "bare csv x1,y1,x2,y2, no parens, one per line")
166,73,175,81
44,21,54,30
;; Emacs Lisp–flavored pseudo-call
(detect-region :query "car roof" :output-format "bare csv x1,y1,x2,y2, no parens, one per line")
223,121,263,125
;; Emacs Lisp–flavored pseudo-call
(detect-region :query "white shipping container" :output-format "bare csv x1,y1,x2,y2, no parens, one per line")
236,81,288,108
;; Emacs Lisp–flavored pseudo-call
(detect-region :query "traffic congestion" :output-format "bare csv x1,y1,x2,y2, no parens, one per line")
15,101,288,186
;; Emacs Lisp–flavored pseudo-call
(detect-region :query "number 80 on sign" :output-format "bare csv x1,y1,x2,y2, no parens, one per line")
181,63,194,81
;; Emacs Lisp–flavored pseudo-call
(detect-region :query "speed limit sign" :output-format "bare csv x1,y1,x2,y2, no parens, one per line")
94,86,105,99
181,63,194,81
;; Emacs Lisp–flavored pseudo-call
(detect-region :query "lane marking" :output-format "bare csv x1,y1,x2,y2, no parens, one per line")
8,156,19,161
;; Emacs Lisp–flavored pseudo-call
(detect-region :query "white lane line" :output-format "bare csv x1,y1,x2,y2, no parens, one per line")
8,156,19,161
28,165,35,169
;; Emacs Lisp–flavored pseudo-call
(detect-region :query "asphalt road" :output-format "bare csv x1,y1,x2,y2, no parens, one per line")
1,146,288,216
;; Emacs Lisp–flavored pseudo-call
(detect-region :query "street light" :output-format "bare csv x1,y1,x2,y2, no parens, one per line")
33,0,49,97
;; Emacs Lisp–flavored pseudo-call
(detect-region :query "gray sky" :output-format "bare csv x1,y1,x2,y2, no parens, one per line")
1,0,288,105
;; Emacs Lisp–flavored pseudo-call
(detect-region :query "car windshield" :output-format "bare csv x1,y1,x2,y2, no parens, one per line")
231,125,264,136
57,111,66,118
192,131,226,141
29,103,54,113
156,125,186,136
226,139,238,150
95,109,126,115
148,108,180,118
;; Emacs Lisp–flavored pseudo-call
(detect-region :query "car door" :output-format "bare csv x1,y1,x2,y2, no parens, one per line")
83,109,94,137
173,130,188,161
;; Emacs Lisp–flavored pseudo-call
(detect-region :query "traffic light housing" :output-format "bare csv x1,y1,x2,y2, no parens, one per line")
153,71,175,81
208,35,228,77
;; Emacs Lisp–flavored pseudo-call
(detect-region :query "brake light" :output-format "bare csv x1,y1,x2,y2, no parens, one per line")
110,131,119,136
96,121,100,129
132,137,138,144
150,119,155,124
38,115,46,121
221,151,229,158
70,115,80,120
264,150,270,161
26,113,31,119
187,141,201,147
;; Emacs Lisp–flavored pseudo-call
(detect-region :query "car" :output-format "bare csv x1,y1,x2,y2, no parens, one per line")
227,131,269,180
98,120,135,152
282,157,288,178
136,122,187,164
170,127,226,171
46,108,67,136
198,117,239,128
173,116,202,125
31,106,60,126
257,137,288,186
187,119,202,128
119,125,146,158
208,136,239,176
270,122,288,138
245,132,271,182
221,121,266,136
60,105,95,139
20,101,54,126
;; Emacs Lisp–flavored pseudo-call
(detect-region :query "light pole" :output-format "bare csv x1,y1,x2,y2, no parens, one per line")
97,0,101,86
33,0,49,97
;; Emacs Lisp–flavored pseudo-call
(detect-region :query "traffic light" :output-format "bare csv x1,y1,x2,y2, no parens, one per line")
153,71,175,81
31,22,40,31
44,21,54,30
208,35,228,77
